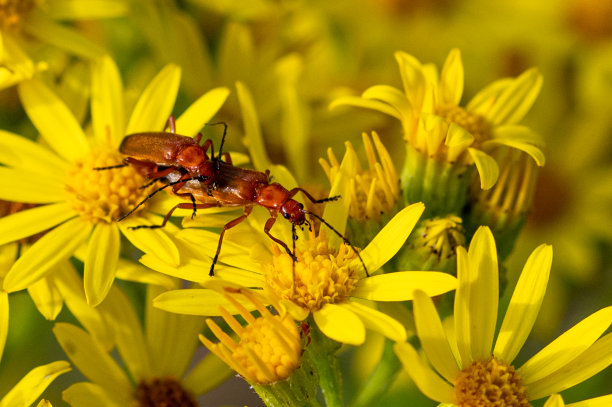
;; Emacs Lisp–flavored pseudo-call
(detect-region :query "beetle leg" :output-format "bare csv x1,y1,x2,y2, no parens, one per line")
129,202,219,231
264,215,296,261
202,139,215,160
210,206,253,276
166,115,176,133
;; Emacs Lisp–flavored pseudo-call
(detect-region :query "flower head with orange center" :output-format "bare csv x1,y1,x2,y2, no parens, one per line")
0,55,229,305
394,227,612,405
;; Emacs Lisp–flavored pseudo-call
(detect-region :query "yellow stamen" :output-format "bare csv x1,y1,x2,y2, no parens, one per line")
134,377,197,407
263,230,361,312
200,288,302,385
65,150,151,223
454,356,529,407
436,105,492,145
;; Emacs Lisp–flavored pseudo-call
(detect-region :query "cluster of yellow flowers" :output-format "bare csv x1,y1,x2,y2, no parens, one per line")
1,1,612,407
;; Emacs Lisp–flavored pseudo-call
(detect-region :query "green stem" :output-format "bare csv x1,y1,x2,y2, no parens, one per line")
349,338,401,407
307,317,343,407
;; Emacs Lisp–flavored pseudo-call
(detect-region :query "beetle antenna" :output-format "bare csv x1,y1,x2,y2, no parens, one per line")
94,163,127,170
292,222,297,294
205,121,228,168
117,176,208,222
303,210,369,276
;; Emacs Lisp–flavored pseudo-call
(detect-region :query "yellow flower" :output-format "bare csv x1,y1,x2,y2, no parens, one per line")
200,283,302,385
394,226,612,405
332,48,545,190
54,285,232,406
0,0,128,89
0,360,70,407
151,202,457,346
0,55,229,305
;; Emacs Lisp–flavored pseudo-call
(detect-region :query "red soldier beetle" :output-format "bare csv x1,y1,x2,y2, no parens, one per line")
100,117,368,277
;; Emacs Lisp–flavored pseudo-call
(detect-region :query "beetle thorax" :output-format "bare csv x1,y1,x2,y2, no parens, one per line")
177,145,208,174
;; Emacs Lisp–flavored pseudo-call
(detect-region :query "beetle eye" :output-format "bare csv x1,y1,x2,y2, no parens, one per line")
283,212,291,219
298,203,304,209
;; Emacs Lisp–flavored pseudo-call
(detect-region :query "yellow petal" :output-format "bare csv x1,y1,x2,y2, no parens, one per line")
118,217,180,266
494,244,552,363
52,263,114,351
27,276,63,320
341,301,406,342
362,85,411,120
0,202,76,247
176,87,230,138
439,49,464,106
393,342,455,403
23,11,105,59
100,286,152,381
485,125,546,166
53,323,132,394
485,67,543,126
0,129,68,174
359,202,425,272
0,360,71,407
62,382,124,407
0,291,7,363
126,64,181,134
520,306,612,385
352,271,457,301
91,55,124,147
394,51,427,110
413,290,460,382
466,226,498,361
153,288,256,316
543,394,564,407
46,0,128,19
182,352,234,397
236,81,271,171
313,303,365,345
468,148,499,190
18,79,90,161
145,285,205,378
115,258,175,289
329,96,402,120
525,333,612,400
3,218,91,292
0,167,67,203
84,223,120,306
568,395,612,407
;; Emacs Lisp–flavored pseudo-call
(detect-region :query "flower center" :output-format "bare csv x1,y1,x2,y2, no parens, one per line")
436,105,492,145
232,314,301,384
263,231,361,312
134,377,197,407
0,0,36,30
65,150,150,223
454,356,530,407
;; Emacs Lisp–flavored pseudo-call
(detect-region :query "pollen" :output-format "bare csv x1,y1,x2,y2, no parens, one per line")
65,150,150,223
200,288,302,385
436,105,492,145
134,377,197,407
454,356,529,407
263,230,361,312
320,132,399,222
0,0,37,30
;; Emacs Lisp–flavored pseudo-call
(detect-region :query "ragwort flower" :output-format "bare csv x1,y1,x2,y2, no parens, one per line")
0,55,229,305
394,227,612,405
0,360,70,407
54,285,232,406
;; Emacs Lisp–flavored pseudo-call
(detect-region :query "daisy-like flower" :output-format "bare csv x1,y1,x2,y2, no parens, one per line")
200,282,318,406
0,360,70,407
54,284,232,406
332,49,545,215
394,226,612,405
0,0,128,89
0,55,229,305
